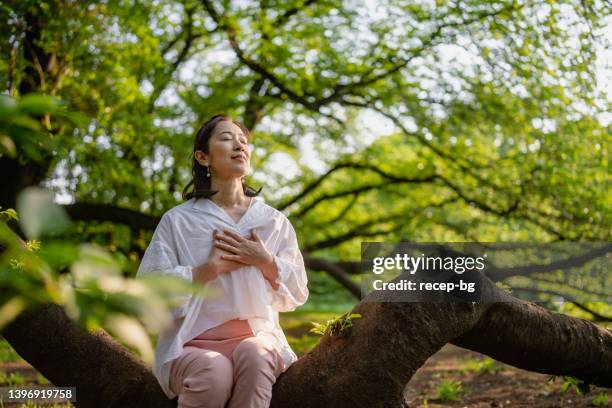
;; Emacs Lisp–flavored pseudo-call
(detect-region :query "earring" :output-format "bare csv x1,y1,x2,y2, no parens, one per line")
206,166,211,177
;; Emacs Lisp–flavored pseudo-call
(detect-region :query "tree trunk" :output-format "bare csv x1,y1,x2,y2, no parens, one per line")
2,276,610,408
0,5,55,215
2,304,174,408
270,279,611,407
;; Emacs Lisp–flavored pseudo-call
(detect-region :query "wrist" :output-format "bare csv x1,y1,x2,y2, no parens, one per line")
194,261,219,284
259,254,279,289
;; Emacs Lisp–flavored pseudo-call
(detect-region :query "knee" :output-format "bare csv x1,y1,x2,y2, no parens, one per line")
232,337,277,373
180,351,233,402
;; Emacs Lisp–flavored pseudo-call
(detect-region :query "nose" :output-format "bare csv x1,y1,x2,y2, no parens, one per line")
234,141,248,154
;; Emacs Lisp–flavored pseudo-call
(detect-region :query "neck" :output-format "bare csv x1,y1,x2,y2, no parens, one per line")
209,176,248,207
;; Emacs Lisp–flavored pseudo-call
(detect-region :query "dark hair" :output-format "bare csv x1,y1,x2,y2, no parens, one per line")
182,114,262,200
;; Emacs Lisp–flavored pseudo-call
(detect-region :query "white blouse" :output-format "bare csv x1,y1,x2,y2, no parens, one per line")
136,195,309,399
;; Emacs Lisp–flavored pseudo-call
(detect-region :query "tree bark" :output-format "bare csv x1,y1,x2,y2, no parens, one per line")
0,4,55,214
2,303,174,408
270,277,612,407
2,276,610,408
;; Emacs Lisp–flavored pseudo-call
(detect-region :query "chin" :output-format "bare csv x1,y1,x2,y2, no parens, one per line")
226,170,249,179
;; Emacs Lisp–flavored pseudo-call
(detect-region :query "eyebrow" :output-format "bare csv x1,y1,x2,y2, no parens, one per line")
218,131,246,138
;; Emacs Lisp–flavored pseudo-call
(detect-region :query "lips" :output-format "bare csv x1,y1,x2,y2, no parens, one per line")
232,153,247,161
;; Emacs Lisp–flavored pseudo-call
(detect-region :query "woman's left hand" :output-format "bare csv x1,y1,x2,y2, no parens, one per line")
215,229,279,289
215,228,273,269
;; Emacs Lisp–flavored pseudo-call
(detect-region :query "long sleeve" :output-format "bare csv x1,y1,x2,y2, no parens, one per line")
136,213,194,319
267,217,309,312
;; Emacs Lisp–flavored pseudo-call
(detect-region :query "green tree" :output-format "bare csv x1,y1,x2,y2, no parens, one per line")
1,1,610,406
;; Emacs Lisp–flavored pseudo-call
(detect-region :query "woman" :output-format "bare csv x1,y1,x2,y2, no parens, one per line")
136,114,309,408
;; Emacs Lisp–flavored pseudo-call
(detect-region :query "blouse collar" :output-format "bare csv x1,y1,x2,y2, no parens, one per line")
190,196,264,227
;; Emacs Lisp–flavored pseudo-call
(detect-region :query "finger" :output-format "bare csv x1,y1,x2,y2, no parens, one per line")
222,229,245,242
216,233,241,247
251,229,261,242
215,240,240,254
221,254,246,263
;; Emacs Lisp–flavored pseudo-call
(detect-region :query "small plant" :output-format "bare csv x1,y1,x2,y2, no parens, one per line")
0,339,23,363
0,371,26,386
0,207,18,222
17,401,73,408
26,239,41,252
36,372,50,385
461,356,501,374
592,392,610,406
309,312,362,336
434,379,463,402
12,400,74,408
495,281,512,294
548,375,592,396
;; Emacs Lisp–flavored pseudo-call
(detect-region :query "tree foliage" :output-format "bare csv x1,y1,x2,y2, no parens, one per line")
0,0,609,321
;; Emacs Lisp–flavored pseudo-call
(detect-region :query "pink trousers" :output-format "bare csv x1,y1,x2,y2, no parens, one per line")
169,319,285,408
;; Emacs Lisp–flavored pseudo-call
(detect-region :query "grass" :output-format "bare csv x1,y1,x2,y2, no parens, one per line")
285,334,320,355
0,337,24,363
0,371,26,386
36,373,50,385
298,270,358,313
434,379,463,402
592,392,610,406
281,310,352,355
0,402,72,408
460,356,503,374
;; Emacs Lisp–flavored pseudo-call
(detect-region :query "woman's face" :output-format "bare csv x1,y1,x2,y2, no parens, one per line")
195,120,251,180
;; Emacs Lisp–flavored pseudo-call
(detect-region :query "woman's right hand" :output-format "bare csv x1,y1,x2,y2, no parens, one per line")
193,229,245,284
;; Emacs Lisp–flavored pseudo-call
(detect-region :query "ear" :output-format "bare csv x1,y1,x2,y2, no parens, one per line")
194,150,208,166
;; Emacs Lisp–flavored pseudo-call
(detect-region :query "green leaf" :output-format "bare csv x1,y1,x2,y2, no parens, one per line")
18,94,59,115
0,95,18,120
0,207,19,221
16,187,71,239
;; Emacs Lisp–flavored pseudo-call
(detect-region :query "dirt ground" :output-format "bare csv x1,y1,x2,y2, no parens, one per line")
403,344,611,407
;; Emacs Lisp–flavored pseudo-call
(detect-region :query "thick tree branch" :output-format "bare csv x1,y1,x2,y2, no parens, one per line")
2,304,174,408
200,0,343,125
485,243,611,281
270,0,319,27
512,286,612,322
529,276,611,299
317,3,518,108
242,76,267,129
304,197,459,252
148,5,201,112
63,202,160,232
201,0,317,109
271,276,611,407
303,254,361,298
290,176,436,219
59,202,608,311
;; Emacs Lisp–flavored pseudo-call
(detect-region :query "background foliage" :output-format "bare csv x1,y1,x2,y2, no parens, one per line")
0,0,610,361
